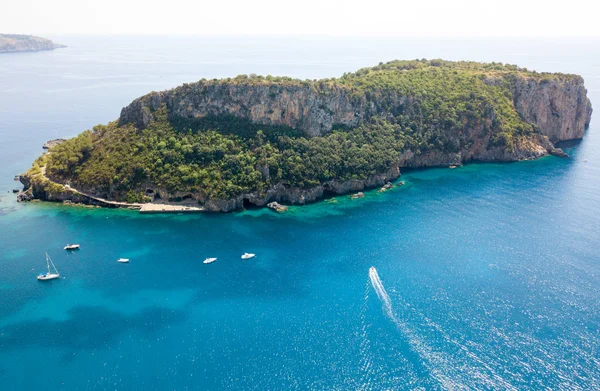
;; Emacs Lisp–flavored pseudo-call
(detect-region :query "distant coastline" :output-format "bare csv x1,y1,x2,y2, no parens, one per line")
0,34,65,53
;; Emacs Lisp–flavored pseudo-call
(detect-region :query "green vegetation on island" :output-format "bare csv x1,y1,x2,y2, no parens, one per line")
24,59,592,209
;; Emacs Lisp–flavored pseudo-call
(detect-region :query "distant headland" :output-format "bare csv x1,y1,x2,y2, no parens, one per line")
18,59,592,212
0,34,66,53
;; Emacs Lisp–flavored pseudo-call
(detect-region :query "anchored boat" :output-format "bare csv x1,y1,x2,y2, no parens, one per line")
203,257,217,264
37,253,60,281
64,244,80,250
241,253,256,260
117,258,130,263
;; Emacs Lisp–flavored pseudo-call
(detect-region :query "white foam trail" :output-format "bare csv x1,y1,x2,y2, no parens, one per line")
369,267,468,390
369,267,394,321
368,267,525,390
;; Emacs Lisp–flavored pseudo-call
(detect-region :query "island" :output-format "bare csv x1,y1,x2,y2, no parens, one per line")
18,59,592,212
0,34,66,53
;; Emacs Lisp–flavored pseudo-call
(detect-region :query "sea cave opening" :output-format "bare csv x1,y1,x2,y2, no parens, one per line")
242,197,257,210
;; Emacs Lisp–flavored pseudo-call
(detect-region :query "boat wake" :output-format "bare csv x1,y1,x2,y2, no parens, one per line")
368,267,459,388
367,266,519,391
368,267,479,390
368,267,394,321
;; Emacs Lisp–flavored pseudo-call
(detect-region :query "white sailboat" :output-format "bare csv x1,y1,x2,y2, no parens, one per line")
37,253,60,281
203,257,217,264
241,253,256,260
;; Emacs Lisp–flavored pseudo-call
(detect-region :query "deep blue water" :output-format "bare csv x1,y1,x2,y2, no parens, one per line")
0,36,599,390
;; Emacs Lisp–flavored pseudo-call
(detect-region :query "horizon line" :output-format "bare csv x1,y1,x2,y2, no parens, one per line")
5,32,600,39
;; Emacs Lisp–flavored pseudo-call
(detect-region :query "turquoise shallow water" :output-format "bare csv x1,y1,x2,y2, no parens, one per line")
0,37,599,390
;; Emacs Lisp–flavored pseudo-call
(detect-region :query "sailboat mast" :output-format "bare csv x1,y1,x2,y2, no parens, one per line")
45,252,58,274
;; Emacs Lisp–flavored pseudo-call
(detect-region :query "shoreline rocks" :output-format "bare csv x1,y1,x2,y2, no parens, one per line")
267,201,288,212
547,146,569,158
17,189,34,202
350,192,365,199
378,182,394,192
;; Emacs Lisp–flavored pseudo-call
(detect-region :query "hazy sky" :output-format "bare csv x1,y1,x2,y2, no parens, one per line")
3,0,599,36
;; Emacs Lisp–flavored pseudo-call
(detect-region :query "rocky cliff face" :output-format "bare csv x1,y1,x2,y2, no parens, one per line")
120,74,591,144
511,76,592,142
119,82,366,137
0,34,66,53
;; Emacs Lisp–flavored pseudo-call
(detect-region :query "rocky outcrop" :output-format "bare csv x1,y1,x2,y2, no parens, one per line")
19,172,100,205
16,189,34,202
511,76,592,142
267,202,288,212
0,34,65,53
43,139,67,149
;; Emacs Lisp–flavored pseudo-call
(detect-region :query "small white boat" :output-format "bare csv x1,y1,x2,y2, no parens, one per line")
203,257,217,264
241,253,256,260
37,253,60,281
117,258,130,263
64,244,80,250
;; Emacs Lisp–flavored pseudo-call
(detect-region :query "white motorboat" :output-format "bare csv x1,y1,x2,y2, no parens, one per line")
64,244,80,250
37,253,60,281
117,258,130,263
203,257,217,264
241,253,256,260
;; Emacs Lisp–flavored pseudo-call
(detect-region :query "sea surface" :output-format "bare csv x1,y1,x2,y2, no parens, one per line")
0,36,599,390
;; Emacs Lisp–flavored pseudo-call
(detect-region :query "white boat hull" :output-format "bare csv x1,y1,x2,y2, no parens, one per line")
37,273,59,281
117,258,130,263
203,258,217,264
241,254,256,260
64,245,80,250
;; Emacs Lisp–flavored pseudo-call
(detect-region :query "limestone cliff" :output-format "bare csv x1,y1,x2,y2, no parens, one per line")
120,72,591,145
119,83,364,137
511,76,592,142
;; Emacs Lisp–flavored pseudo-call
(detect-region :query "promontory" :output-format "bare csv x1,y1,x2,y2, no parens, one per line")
0,34,65,53
19,59,592,212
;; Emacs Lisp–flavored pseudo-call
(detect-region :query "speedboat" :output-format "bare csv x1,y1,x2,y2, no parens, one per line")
203,257,217,264
117,258,130,263
64,244,80,250
37,253,60,281
241,253,256,260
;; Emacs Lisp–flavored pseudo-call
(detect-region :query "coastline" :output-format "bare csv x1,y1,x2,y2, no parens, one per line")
16,151,566,214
